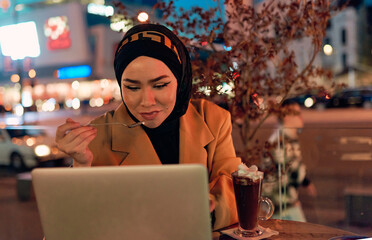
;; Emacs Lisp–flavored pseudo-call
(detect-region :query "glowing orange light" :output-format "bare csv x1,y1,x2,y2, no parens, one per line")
10,74,20,83
0,0,10,11
28,69,36,78
137,12,149,22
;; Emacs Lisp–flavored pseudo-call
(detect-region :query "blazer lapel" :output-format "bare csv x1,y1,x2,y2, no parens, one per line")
179,103,214,165
111,104,161,165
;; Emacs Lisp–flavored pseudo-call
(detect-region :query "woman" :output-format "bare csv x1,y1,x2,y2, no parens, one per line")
56,23,240,230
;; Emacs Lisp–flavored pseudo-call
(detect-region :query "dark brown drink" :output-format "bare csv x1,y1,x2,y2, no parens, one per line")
232,172,261,230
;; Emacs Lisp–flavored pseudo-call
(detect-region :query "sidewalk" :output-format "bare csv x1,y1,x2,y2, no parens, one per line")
0,170,43,240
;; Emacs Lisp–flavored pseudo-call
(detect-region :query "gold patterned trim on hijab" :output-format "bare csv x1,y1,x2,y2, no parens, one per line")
117,31,181,63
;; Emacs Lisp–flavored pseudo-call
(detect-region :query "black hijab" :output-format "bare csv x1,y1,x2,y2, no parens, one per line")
114,23,192,121
113,24,192,164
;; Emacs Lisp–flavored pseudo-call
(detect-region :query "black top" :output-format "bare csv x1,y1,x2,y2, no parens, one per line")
126,104,180,165
142,118,180,164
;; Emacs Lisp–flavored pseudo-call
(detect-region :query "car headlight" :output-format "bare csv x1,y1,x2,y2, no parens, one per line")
34,145,51,157
304,97,314,108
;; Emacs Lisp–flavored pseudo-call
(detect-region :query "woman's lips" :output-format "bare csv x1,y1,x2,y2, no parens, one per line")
140,111,159,120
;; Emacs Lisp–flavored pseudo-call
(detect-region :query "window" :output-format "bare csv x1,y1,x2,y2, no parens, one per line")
367,7,372,34
341,28,347,45
342,53,348,69
326,20,332,30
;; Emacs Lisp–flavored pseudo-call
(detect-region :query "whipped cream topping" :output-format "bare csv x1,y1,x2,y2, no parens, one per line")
237,163,263,181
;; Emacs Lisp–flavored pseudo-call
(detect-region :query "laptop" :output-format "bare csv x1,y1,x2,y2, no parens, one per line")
32,164,212,240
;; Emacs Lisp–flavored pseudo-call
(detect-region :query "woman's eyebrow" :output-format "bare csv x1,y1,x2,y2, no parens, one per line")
123,75,169,84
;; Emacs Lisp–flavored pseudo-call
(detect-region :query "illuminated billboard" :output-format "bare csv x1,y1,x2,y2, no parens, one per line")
44,16,72,50
0,2,92,68
0,21,41,60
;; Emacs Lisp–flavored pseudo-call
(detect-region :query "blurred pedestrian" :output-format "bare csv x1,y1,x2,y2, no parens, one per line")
55,23,240,230
261,99,317,222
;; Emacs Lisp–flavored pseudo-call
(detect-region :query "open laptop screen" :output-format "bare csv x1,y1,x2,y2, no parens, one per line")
32,164,212,240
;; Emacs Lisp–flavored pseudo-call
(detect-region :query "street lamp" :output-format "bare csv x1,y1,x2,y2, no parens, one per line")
323,44,333,56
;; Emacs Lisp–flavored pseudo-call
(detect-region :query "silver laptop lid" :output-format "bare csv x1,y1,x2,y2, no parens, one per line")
32,164,212,240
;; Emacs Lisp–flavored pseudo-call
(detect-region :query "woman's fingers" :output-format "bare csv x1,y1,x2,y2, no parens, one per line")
79,130,98,149
60,126,95,144
66,118,75,123
209,195,216,212
55,118,97,166
70,130,97,166
63,129,97,153
56,118,81,141
56,118,97,154
58,127,97,154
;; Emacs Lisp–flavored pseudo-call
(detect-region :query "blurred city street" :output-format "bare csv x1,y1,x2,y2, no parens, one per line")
1,105,372,240
1,0,372,239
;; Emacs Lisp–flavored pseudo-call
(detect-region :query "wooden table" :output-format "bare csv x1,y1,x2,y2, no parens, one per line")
213,219,362,239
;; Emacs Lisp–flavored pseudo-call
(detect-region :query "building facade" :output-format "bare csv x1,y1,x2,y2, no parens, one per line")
322,1,372,87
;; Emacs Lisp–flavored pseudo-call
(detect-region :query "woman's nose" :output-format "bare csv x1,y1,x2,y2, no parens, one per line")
141,87,156,106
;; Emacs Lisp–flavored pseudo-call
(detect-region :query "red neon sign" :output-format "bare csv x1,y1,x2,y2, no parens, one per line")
44,16,72,50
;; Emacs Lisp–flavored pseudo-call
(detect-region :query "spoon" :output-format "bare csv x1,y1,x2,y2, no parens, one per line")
88,121,145,128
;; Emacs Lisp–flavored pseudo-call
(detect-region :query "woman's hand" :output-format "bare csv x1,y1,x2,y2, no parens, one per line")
305,183,317,197
56,118,97,167
209,195,216,212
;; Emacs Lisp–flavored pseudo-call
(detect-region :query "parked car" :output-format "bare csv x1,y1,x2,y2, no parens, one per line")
286,91,331,110
327,88,372,108
0,127,67,170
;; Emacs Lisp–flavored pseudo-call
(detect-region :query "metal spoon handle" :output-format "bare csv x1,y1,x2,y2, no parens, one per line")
89,122,144,128
89,123,122,126
127,122,144,128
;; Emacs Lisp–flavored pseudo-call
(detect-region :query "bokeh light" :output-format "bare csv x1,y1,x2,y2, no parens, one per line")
10,74,20,83
137,12,149,22
323,44,333,56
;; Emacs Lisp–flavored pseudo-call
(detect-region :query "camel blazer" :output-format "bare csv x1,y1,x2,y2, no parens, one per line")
88,98,241,230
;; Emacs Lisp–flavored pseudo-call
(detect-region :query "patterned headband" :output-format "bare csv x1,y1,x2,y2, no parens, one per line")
117,31,181,63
